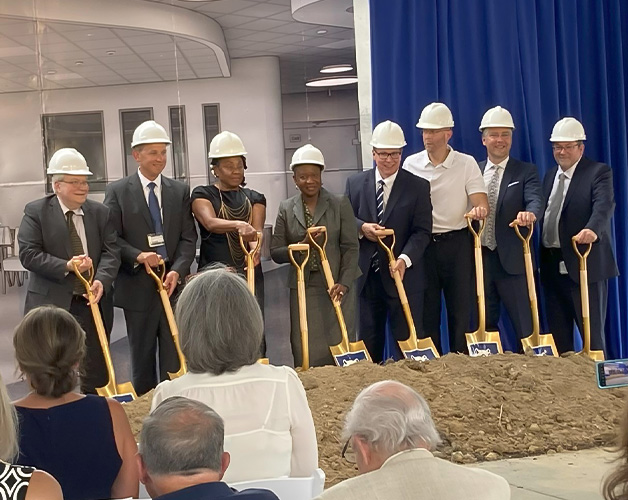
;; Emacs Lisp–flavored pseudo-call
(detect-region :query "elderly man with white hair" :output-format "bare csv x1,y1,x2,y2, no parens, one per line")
316,380,510,500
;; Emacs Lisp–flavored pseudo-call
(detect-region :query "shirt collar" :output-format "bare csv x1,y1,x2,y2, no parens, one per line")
138,168,162,189
154,481,235,500
381,448,433,468
487,156,509,170
426,145,454,169
57,197,84,216
375,167,399,187
558,157,580,180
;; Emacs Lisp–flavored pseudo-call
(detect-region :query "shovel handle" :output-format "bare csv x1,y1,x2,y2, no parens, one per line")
375,229,396,263
307,226,328,256
571,237,592,263
512,220,533,247
239,232,262,293
288,244,310,370
465,215,485,239
146,259,167,291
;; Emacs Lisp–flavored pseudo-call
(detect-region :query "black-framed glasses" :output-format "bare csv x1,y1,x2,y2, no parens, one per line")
551,143,580,152
341,438,357,464
58,180,89,188
374,151,401,160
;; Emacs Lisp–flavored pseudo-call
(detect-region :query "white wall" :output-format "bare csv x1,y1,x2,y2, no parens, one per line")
282,88,358,123
0,56,287,227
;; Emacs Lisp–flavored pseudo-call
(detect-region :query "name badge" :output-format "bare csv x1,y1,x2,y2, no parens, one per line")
559,261,568,275
147,233,165,248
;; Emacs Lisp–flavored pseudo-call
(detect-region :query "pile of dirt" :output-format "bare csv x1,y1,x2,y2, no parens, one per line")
124,353,627,487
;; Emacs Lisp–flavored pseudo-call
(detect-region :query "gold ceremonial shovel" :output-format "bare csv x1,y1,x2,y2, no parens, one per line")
374,228,440,360
146,260,188,379
572,238,605,361
465,217,503,356
288,244,311,371
513,222,558,356
239,231,263,294
72,261,137,400
307,226,371,366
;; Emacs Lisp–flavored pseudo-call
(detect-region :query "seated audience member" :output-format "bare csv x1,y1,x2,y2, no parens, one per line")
139,396,279,499
12,306,138,500
603,400,628,500
0,372,62,500
151,266,318,483
316,380,511,500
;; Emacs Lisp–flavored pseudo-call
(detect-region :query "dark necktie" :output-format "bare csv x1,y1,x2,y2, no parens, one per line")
147,182,168,258
372,180,386,272
543,173,566,248
66,211,86,295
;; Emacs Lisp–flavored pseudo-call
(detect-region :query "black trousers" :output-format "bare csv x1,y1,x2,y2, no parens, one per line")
482,247,533,346
423,229,474,354
358,266,423,363
69,295,109,394
123,291,180,396
540,247,608,354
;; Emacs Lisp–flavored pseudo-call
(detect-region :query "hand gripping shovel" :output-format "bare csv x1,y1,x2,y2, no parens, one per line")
374,228,439,361
306,226,371,366
72,261,137,401
572,238,605,361
465,217,503,356
512,222,558,356
288,244,311,371
239,231,263,294
146,260,188,379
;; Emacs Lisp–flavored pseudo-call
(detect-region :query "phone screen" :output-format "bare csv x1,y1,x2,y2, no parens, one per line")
597,360,628,388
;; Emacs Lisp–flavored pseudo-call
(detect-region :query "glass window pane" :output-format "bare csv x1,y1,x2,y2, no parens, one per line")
169,106,189,181
203,104,220,180
120,108,153,177
42,112,106,193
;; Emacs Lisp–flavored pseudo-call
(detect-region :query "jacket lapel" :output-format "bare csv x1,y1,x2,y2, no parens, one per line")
51,196,73,258
160,176,173,237
561,158,585,213
496,160,515,211
312,189,330,226
129,174,154,230
364,168,377,222
382,170,404,225
478,159,487,174
292,195,307,230
543,166,558,207
81,202,99,259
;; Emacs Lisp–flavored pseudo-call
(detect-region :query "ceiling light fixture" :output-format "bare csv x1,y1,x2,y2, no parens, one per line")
46,70,56,75
320,64,353,74
106,50,116,56
75,60,84,66
316,29,327,34
306,75,358,88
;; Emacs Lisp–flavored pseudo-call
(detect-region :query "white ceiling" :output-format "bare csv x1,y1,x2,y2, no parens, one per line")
0,0,356,94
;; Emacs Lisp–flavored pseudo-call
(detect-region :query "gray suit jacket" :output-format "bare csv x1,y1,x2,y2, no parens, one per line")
18,195,120,313
316,449,510,500
104,172,197,311
270,188,360,289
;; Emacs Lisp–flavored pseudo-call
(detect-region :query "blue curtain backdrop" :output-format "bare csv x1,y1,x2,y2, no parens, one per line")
370,0,628,358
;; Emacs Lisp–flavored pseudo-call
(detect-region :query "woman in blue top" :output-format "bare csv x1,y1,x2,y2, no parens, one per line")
13,306,138,500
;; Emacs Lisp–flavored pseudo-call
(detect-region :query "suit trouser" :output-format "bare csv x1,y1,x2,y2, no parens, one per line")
540,247,608,354
482,247,533,346
70,295,109,394
423,229,473,354
123,292,180,396
358,266,423,363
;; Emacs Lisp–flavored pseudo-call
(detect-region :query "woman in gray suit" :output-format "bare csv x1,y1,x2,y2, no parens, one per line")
271,144,360,367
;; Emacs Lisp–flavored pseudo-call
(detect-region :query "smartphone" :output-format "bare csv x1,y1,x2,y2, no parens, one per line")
597,359,628,389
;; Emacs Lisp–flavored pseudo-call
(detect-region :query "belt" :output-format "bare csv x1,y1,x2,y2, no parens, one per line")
431,228,467,242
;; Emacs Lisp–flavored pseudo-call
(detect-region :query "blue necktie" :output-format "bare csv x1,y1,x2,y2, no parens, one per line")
372,180,386,272
148,182,167,259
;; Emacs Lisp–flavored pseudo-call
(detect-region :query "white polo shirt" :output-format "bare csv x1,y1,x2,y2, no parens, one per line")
403,147,486,233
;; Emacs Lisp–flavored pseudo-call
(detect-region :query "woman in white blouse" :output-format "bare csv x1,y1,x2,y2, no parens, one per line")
151,265,318,483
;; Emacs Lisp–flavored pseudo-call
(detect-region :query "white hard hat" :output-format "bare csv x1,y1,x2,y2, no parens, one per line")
416,102,455,129
550,117,586,142
290,144,325,170
370,120,407,148
479,106,515,131
47,148,92,176
131,120,171,148
208,131,247,160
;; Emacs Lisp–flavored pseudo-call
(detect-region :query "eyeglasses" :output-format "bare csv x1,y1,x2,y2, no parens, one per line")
59,180,89,188
341,438,357,464
374,151,401,160
552,143,580,152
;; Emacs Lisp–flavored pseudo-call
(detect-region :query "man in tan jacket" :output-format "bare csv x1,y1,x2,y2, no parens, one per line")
316,381,510,500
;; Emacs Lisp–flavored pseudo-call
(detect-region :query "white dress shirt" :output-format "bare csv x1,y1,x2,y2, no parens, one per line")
57,197,88,257
151,362,318,483
482,156,509,189
542,159,580,248
403,147,486,233
137,169,163,218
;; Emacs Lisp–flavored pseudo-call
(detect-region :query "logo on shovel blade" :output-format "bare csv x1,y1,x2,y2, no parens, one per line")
469,343,500,357
532,345,555,357
336,351,369,367
404,349,438,362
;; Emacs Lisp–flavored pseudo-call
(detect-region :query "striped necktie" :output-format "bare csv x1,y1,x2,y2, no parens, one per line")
66,211,86,295
372,180,386,272
147,182,168,258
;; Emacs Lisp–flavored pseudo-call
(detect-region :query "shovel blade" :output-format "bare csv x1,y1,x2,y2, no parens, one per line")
399,337,440,361
521,334,559,357
168,366,187,380
467,331,503,357
331,342,370,367
579,349,605,361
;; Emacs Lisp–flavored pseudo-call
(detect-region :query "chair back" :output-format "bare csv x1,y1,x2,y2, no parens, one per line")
229,469,325,500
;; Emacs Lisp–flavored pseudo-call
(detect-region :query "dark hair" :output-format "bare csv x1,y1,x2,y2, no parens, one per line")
211,156,247,186
13,306,86,398
604,399,628,500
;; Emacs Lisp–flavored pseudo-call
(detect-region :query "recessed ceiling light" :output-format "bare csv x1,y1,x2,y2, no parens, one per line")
306,75,358,87
316,29,327,34
75,60,84,66
46,70,56,75
320,64,353,74
106,50,116,56
87,33,93,37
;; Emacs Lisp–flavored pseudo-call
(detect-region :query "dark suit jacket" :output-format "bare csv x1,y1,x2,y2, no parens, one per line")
104,173,197,311
154,481,278,500
540,156,619,284
18,195,120,313
345,168,432,297
270,188,360,289
479,158,542,275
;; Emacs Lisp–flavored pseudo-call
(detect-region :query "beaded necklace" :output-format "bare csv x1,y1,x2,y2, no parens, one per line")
217,185,252,266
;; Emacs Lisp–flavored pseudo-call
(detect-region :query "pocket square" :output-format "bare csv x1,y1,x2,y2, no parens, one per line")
507,181,520,187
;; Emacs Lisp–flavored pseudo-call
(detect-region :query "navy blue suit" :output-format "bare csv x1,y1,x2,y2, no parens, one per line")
539,156,619,353
478,158,542,343
154,482,278,500
345,168,432,361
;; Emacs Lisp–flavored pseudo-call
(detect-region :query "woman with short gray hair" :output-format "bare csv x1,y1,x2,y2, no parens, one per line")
151,267,318,484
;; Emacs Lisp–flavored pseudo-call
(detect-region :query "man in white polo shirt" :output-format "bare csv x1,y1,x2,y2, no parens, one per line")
403,103,488,354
